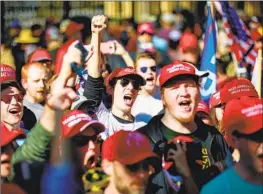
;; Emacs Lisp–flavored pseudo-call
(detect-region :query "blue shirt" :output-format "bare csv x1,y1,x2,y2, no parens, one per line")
201,167,263,194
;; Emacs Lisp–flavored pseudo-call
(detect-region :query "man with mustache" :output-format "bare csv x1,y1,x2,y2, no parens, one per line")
21,61,50,129
201,97,263,194
102,130,161,194
138,61,233,193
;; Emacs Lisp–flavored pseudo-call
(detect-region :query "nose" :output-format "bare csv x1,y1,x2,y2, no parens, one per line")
10,96,19,105
179,85,189,97
88,140,96,150
126,81,135,90
39,80,45,88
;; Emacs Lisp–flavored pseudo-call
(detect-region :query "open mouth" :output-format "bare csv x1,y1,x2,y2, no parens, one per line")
179,100,191,109
8,108,20,115
87,156,96,168
124,95,133,106
1,158,11,164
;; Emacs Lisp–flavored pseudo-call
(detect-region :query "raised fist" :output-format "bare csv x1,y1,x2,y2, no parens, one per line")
91,15,108,33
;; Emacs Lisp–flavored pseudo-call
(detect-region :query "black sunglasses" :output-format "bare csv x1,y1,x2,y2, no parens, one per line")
140,66,157,73
126,159,152,173
72,135,101,147
119,78,141,90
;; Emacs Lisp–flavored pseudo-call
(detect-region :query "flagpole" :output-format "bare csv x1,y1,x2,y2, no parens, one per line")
252,49,262,97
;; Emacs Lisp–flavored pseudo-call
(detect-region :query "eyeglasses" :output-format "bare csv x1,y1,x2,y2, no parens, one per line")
1,94,23,104
72,135,101,147
126,159,152,173
140,66,157,73
119,78,141,90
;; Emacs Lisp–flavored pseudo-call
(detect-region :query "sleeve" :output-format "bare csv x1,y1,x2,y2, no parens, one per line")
12,122,53,165
83,74,105,109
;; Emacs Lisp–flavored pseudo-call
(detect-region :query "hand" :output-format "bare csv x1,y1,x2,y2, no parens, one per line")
60,40,82,79
166,141,192,178
91,15,108,34
112,40,127,56
46,78,77,111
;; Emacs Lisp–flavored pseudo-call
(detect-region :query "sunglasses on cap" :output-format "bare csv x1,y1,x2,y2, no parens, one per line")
72,134,102,148
119,78,141,90
1,94,23,104
140,66,157,73
126,159,153,173
232,128,263,142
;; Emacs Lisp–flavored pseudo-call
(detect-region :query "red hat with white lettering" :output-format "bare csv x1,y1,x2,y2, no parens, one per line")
0,64,16,84
223,97,263,139
61,110,105,138
210,90,223,109
196,101,210,115
220,78,259,104
159,60,209,87
1,122,25,147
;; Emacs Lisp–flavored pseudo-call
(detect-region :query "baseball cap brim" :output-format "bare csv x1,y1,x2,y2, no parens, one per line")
118,150,159,165
232,128,263,142
79,121,105,134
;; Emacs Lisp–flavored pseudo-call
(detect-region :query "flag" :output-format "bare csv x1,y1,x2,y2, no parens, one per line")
200,2,217,104
251,49,262,97
219,1,257,68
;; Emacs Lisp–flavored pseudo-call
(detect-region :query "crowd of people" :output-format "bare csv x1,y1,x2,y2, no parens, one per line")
1,4,263,194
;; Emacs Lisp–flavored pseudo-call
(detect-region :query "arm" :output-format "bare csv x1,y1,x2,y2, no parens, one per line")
112,40,134,67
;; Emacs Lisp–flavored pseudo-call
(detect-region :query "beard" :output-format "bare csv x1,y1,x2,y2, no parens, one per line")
33,92,46,103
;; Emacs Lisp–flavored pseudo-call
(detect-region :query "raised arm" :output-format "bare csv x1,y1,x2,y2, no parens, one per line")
112,40,134,67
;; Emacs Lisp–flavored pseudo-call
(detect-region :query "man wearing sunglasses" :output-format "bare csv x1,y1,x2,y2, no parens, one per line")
102,130,161,194
1,64,27,144
138,61,233,193
201,97,263,194
132,52,163,124
61,110,105,170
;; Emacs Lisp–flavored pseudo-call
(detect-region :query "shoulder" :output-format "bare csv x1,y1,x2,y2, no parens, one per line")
201,168,234,194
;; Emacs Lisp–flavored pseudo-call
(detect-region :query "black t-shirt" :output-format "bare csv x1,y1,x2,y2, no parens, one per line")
161,121,224,189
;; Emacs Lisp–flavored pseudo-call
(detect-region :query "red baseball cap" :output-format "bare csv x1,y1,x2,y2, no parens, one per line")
65,21,84,37
223,97,263,137
61,110,105,138
137,22,154,35
179,32,198,52
210,90,223,109
28,49,52,63
159,60,209,87
220,78,259,104
106,67,145,87
1,64,16,84
1,122,26,147
102,130,159,165
196,101,210,115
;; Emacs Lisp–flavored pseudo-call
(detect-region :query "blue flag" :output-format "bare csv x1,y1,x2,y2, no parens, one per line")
200,3,217,104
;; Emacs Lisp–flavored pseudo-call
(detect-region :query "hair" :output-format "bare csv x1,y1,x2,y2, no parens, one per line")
31,24,42,32
135,52,156,68
21,62,51,80
1,81,25,95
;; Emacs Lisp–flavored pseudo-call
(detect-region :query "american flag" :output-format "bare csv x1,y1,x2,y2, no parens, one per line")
220,1,258,68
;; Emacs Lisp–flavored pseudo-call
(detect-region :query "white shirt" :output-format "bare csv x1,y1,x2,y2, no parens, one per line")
96,102,146,140
132,95,163,124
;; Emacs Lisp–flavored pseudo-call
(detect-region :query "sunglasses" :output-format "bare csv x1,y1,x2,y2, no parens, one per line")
119,78,141,90
1,94,23,104
72,134,101,147
126,159,152,173
140,66,157,73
